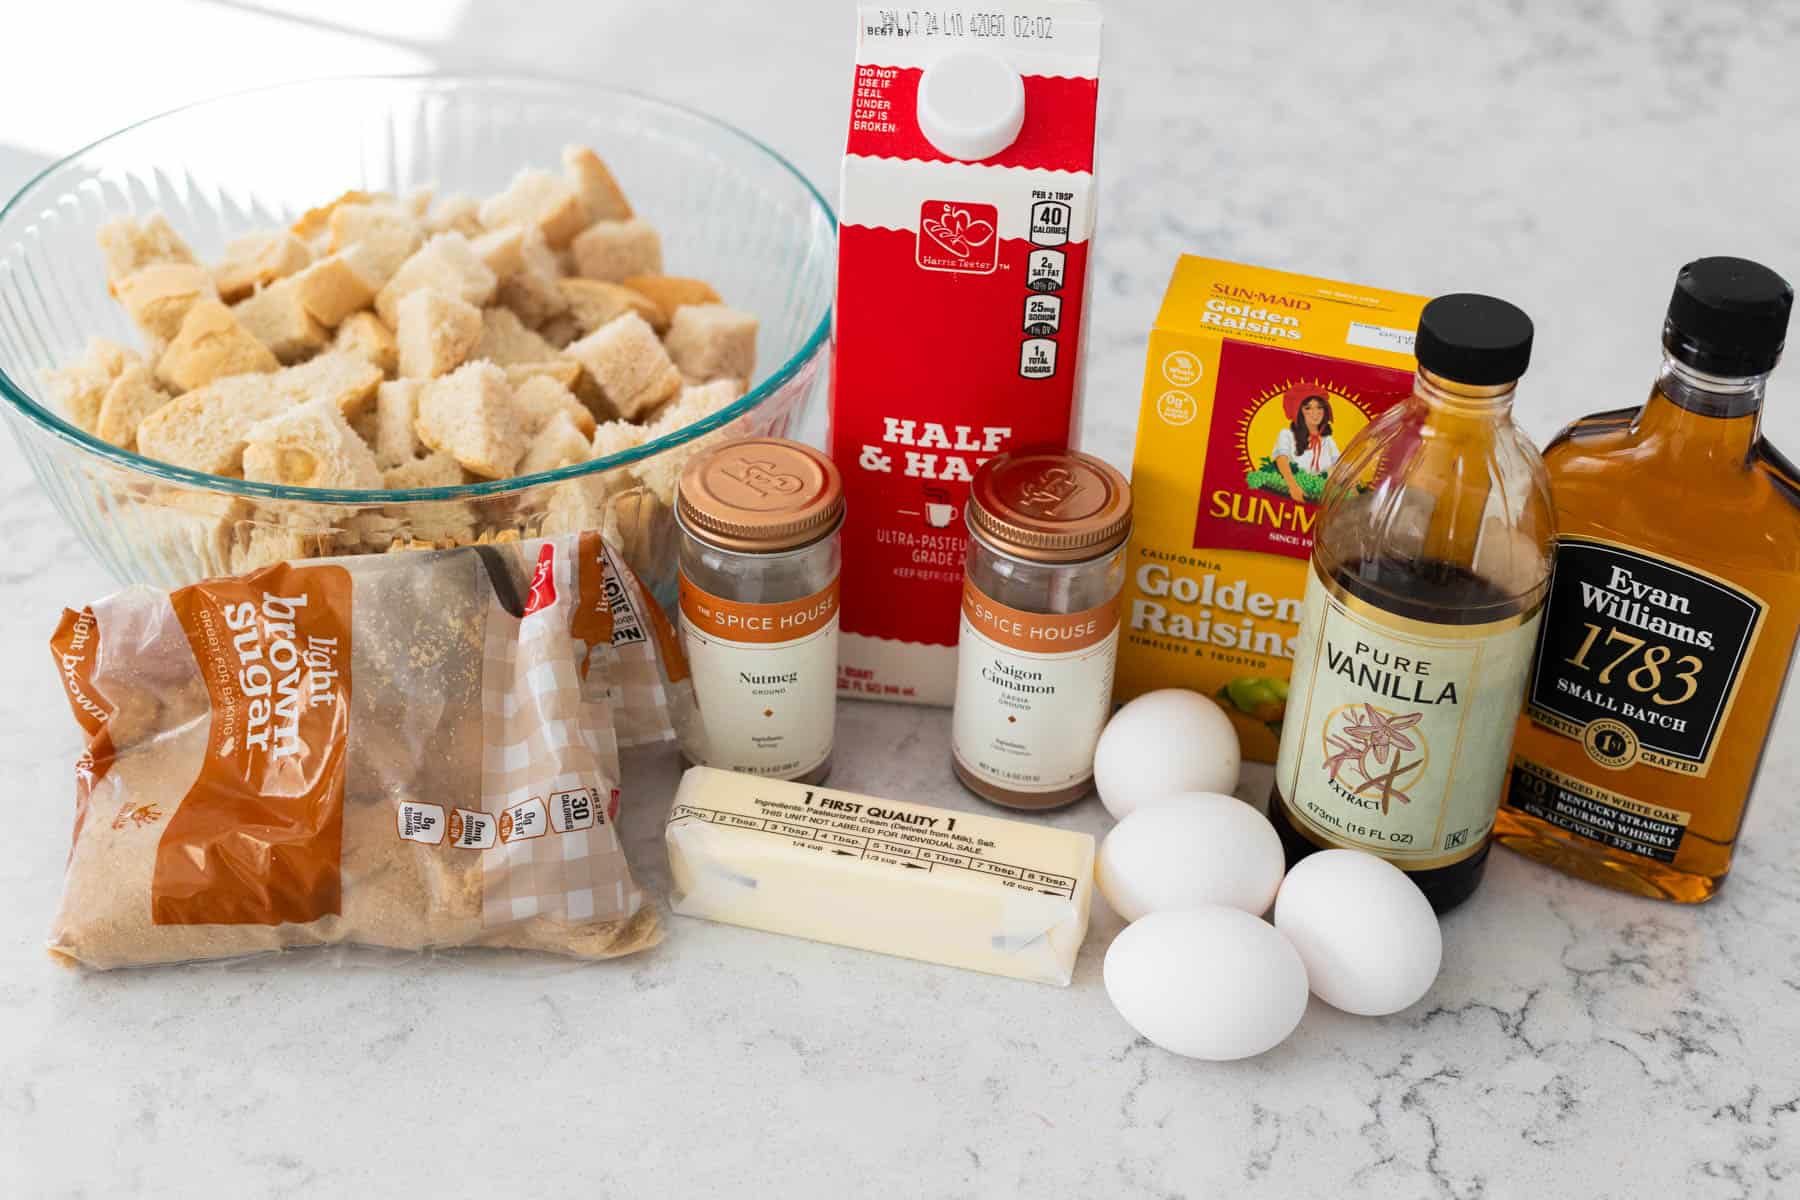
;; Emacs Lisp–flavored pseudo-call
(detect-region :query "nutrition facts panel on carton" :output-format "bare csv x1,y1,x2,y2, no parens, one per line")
668,801,1080,900
1019,189,1075,379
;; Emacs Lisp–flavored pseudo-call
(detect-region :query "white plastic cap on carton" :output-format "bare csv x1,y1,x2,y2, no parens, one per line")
916,50,1026,161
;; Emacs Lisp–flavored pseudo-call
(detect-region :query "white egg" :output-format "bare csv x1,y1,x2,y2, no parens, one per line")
1103,907,1308,1060
1096,794,1285,921
1273,849,1442,1017
1095,689,1241,819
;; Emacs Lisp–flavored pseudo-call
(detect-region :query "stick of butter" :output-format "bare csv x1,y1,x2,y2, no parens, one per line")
665,767,1095,986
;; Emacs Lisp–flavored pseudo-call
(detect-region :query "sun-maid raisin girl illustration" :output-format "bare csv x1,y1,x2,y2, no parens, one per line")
1273,389,1339,504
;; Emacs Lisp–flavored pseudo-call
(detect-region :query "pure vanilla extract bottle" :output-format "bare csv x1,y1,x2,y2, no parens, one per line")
1269,295,1554,913
1497,258,1800,902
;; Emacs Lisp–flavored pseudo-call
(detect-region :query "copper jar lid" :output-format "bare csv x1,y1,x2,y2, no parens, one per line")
967,450,1132,562
677,437,845,552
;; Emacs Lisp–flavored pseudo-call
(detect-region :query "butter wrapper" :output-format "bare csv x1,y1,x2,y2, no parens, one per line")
666,766,1093,985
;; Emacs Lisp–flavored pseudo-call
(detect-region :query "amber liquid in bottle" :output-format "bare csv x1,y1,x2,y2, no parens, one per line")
1268,556,1534,910
1496,362,1800,902
1269,354,1553,914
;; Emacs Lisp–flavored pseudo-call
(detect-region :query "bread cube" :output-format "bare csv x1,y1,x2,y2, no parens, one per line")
629,379,745,505
564,311,680,419
570,219,662,282
650,379,745,440
42,338,139,432
158,300,281,391
332,311,399,376
115,262,219,343
395,290,482,379
542,476,629,543
336,512,405,554
97,214,197,289
214,230,313,303
95,365,173,450
43,363,111,432
517,411,592,476
327,203,425,288
416,361,528,478
557,277,659,337
85,337,142,379
498,272,568,331
603,485,677,586
519,226,562,279
231,280,330,364
290,189,380,243
563,145,633,222
538,314,582,349
137,489,252,577
403,501,482,546
664,303,758,386
479,169,589,249
472,224,567,328
538,414,651,538
470,226,528,278
368,379,426,467
512,374,596,437
500,251,569,330
620,275,721,333
426,193,483,237
347,402,378,449
503,360,584,393
136,374,295,475
274,351,383,418
291,253,379,327
242,398,383,490
383,451,466,490
591,417,648,461
474,306,560,366
375,234,498,326
230,518,336,575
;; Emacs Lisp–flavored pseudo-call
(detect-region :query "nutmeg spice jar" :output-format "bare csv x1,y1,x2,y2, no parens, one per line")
676,438,845,784
952,451,1133,810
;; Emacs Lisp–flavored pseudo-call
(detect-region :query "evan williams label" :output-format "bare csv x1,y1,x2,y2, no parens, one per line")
1522,539,1765,777
678,576,839,780
1276,567,1540,869
952,580,1120,792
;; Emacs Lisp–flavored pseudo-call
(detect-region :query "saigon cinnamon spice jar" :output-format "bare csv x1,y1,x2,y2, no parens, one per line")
952,450,1133,810
676,437,845,784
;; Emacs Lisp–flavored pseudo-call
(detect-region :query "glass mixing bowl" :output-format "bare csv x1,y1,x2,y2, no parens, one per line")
0,76,834,595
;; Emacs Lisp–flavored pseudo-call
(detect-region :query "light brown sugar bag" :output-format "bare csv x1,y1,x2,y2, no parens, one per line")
46,532,682,969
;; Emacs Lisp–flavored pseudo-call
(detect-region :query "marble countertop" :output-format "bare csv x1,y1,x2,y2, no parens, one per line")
4,2,1800,1196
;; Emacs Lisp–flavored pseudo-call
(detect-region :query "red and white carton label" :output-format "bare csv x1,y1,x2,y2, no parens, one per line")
831,3,1104,706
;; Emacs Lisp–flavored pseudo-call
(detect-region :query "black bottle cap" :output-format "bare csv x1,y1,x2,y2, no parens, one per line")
1662,257,1793,377
1415,294,1534,386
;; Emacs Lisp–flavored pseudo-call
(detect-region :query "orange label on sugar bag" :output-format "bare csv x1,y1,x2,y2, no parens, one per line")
571,531,614,675
160,562,353,926
48,606,116,853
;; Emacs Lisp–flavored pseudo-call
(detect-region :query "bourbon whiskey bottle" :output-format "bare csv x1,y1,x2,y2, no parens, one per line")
1269,295,1554,912
1497,258,1799,902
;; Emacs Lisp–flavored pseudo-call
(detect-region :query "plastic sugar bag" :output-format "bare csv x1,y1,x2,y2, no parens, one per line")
574,531,697,753
45,532,680,969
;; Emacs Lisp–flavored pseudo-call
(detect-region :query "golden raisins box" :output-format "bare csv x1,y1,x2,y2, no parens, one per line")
1115,257,1427,761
